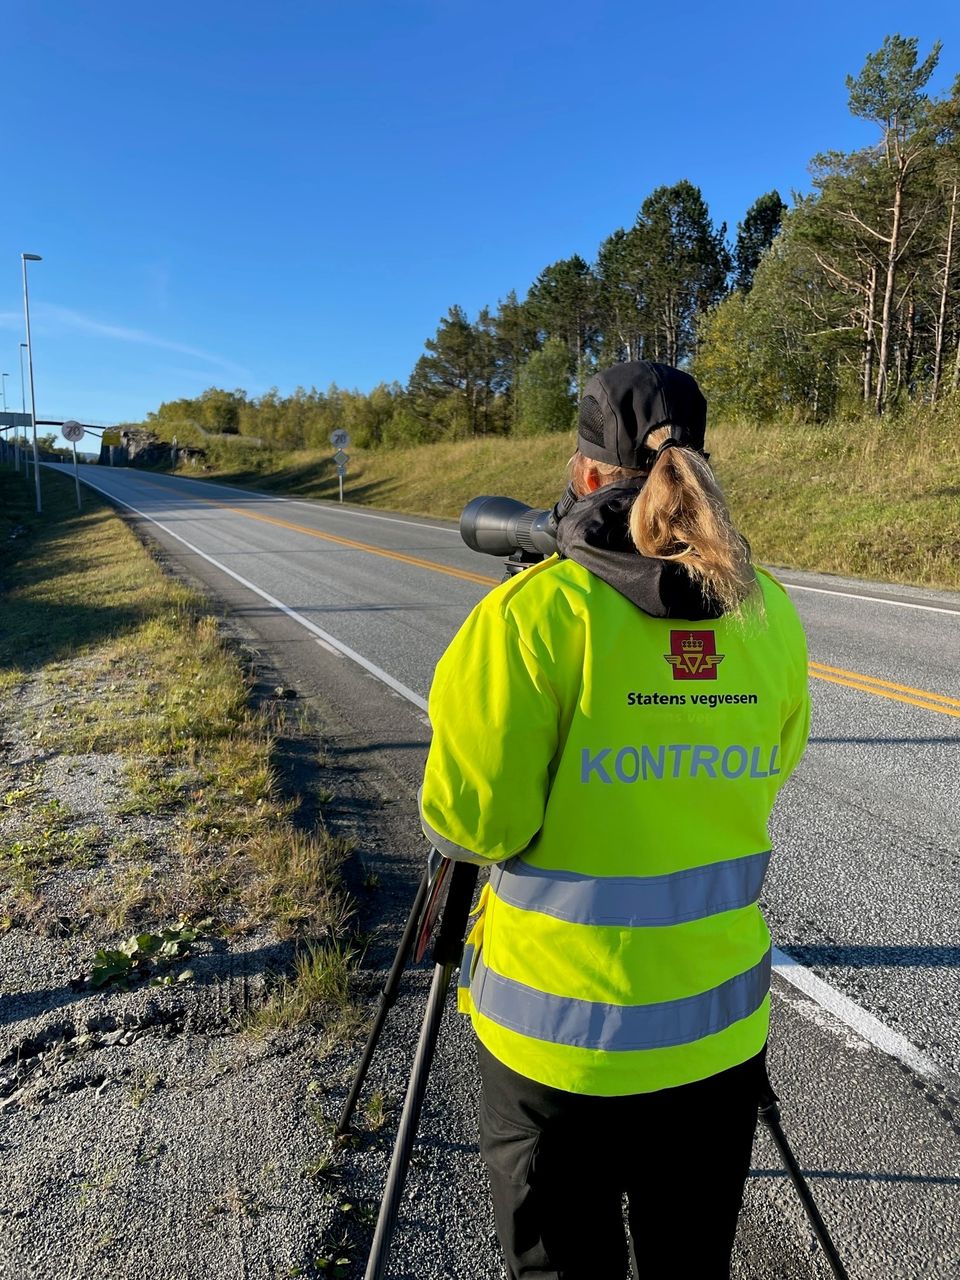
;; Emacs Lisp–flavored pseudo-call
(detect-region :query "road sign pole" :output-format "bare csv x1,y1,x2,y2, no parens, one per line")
71,441,81,510
62,422,85,508
330,431,350,505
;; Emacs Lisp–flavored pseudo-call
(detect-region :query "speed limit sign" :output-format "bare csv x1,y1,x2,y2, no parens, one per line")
330,429,350,448
62,420,85,443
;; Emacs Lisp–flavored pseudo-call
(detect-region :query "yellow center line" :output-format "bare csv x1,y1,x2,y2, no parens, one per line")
808,660,960,709
808,667,960,719
129,476,959,719
133,476,499,587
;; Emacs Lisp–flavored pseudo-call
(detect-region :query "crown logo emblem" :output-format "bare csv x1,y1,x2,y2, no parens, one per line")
665,631,724,680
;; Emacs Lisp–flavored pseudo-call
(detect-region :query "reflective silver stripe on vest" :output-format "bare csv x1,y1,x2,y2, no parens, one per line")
488,850,770,928
459,942,477,991
471,949,771,1052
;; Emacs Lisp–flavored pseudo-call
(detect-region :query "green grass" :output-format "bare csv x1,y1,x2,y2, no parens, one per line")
0,466,353,969
245,938,358,1036
178,399,960,591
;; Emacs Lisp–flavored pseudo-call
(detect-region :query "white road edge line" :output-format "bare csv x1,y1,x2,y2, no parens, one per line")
75,474,428,713
57,468,960,610
106,467,462,535
783,581,960,617
76,469,942,1083
772,947,939,1078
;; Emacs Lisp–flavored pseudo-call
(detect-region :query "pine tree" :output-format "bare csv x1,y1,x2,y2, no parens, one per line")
734,191,787,291
526,256,599,392
630,181,731,365
407,306,500,438
595,228,649,364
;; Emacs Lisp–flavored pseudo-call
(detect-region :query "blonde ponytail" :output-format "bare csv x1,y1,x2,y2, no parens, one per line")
570,429,756,615
630,427,755,613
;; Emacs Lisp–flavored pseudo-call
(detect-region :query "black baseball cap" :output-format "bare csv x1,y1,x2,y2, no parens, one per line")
577,361,707,468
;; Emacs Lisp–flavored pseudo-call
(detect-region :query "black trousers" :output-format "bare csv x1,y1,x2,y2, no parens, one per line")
477,1041,765,1280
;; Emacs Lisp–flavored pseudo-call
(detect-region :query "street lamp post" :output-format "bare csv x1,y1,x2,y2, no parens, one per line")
18,342,27,474
0,372,8,468
21,253,42,513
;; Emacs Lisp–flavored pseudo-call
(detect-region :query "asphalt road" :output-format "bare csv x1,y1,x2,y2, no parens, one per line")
46,462,960,1278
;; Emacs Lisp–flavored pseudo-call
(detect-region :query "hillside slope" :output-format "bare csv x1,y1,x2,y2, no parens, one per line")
171,413,960,590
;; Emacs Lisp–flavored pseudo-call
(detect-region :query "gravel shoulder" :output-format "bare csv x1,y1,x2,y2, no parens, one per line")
0,470,399,1279
0,614,417,1280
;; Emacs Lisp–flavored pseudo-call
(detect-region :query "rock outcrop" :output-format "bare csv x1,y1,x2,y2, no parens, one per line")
98,429,206,468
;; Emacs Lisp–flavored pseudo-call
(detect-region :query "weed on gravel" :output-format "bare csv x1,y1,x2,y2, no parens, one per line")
245,938,358,1037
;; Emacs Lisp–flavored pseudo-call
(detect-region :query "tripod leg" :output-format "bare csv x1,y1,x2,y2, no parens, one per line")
364,861,479,1280
758,1080,849,1280
336,860,435,1137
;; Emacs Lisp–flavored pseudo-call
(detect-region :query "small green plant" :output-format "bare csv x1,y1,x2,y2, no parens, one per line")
128,1069,163,1108
363,1088,389,1132
313,1233,353,1278
303,1143,343,1184
76,1161,121,1209
355,1201,379,1228
3,778,41,808
35,796,72,825
88,918,207,989
134,1141,165,1165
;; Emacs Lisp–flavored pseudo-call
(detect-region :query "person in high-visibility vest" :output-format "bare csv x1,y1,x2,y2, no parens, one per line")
419,361,811,1279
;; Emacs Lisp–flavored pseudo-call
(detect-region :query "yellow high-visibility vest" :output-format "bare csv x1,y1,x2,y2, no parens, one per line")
420,557,810,1096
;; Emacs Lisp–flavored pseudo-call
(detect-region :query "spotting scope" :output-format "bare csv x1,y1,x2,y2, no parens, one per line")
459,486,578,565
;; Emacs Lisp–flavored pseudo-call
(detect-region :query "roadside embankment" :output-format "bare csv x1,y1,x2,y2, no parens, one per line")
172,405,960,590
0,466,391,1278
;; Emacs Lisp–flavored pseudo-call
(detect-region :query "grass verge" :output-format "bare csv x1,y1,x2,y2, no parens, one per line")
0,465,354,1025
173,399,960,590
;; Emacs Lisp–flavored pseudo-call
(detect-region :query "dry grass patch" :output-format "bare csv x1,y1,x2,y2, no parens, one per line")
82,860,158,933
0,469,354,999
240,827,354,937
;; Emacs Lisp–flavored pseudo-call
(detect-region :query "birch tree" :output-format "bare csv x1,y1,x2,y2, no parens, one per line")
846,35,942,410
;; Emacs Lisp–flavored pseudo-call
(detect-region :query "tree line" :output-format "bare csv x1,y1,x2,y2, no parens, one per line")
139,35,958,452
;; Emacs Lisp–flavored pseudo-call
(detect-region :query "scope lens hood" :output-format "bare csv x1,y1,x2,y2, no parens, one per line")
459,495,559,558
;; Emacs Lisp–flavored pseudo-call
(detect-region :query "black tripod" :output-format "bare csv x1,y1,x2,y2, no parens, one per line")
339,855,849,1280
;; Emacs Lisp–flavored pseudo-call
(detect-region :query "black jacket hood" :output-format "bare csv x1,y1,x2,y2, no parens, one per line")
555,479,722,620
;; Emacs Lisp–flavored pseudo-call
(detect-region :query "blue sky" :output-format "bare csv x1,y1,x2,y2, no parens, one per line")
1,1,957,438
